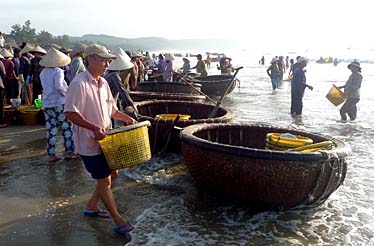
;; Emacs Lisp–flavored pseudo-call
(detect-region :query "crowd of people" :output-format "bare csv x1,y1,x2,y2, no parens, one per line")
264,55,362,121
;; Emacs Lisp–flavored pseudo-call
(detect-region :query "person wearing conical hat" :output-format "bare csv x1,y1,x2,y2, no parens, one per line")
19,45,32,104
39,47,77,162
104,54,136,122
66,43,87,84
64,44,136,236
290,57,313,117
30,45,47,102
0,49,16,104
266,58,279,90
181,57,190,74
163,53,175,82
337,61,363,122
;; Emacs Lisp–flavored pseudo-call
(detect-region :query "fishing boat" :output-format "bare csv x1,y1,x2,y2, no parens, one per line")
180,123,351,209
135,100,234,153
192,75,237,97
129,91,205,103
137,81,202,95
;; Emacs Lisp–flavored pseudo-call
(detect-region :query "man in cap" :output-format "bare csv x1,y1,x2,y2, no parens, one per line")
290,57,313,117
64,44,136,235
337,61,362,122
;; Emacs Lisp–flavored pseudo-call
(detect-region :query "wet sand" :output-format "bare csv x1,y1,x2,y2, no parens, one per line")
0,124,182,245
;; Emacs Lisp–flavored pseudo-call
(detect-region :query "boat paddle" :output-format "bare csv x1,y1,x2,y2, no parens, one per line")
208,66,243,118
176,72,218,105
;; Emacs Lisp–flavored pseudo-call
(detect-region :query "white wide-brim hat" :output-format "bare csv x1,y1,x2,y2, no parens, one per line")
39,47,71,67
0,48,14,58
108,54,134,71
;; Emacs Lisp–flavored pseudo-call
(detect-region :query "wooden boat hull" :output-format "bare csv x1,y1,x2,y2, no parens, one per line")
129,91,205,103
180,123,351,209
194,75,236,96
137,81,202,95
136,100,234,153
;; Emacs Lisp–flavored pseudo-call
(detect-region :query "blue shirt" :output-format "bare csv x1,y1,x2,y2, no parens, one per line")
291,67,306,94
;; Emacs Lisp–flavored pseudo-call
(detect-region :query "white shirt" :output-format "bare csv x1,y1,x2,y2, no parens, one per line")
40,67,68,108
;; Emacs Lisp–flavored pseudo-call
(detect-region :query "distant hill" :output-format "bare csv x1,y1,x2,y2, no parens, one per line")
69,34,241,51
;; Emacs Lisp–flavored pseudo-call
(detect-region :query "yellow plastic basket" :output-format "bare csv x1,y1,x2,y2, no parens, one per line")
156,114,191,120
99,121,151,170
326,84,345,106
265,133,313,151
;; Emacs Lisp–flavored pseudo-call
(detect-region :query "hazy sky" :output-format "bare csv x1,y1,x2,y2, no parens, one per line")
1,0,372,52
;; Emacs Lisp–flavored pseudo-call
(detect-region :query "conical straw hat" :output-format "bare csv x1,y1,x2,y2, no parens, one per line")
72,43,87,54
108,54,134,71
165,53,175,61
39,47,71,67
113,47,127,56
30,45,47,54
0,53,4,59
51,43,62,50
0,48,14,58
20,44,35,54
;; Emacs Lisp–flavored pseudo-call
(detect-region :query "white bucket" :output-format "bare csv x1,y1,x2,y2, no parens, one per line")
10,98,21,108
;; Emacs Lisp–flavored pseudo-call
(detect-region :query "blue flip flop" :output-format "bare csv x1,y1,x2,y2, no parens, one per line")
113,222,134,235
83,209,110,218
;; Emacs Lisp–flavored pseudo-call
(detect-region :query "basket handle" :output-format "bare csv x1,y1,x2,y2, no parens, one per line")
106,120,151,135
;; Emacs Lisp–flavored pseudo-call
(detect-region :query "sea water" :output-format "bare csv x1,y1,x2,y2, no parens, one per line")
123,50,374,245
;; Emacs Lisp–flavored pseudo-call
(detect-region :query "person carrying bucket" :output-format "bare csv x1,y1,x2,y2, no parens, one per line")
337,61,362,122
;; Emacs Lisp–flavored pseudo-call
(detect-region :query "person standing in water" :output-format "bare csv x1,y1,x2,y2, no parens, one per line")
267,58,279,90
290,57,313,117
338,61,362,122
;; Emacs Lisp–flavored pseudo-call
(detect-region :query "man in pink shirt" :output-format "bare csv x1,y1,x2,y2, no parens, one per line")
64,44,136,236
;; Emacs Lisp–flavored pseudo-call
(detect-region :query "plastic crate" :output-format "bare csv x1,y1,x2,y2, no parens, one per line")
99,121,151,170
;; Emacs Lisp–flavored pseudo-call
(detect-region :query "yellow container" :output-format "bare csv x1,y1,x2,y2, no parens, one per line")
99,121,151,170
326,84,345,106
18,107,40,125
265,133,313,151
156,114,191,121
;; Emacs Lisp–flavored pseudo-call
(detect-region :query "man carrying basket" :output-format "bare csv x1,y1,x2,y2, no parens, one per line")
64,44,136,236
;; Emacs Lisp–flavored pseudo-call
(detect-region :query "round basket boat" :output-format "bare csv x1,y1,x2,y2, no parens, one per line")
193,75,237,96
129,91,205,103
180,123,351,209
137,81,202,95
135,100,234,153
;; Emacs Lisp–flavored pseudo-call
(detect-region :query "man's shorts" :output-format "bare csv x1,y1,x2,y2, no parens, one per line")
80,153,112,179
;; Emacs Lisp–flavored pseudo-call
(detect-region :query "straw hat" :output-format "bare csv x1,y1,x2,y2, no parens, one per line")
113,47,127,56
132,51,144,58
39,47,71,67
108,54,134,71
347,61,361,71
0,53,4,59
59,47,72,54
0,49,14,58
271,58,278,64
165,53,175,61
20,44,35,54
296,57,308,64
30,45,47,54
72,43,87,54
51,43,62,50
84,44,116,59
182,57,190,63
